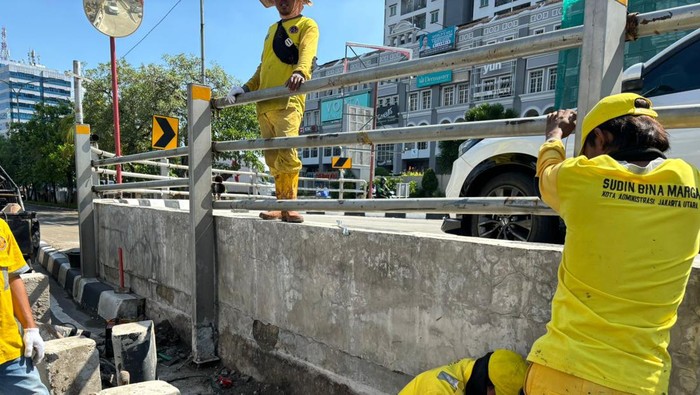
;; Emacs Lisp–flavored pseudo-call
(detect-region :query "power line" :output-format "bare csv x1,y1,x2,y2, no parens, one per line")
121,0,182,59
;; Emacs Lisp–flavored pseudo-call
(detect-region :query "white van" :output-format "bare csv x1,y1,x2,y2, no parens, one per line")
441,28,700,243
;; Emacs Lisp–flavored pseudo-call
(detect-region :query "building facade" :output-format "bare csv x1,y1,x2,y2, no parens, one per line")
300,0,698,178
0,58,72,135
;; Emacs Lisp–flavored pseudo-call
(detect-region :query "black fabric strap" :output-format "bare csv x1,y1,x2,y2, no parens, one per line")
464,352,493,395
609,147,666,162
273,19,300,65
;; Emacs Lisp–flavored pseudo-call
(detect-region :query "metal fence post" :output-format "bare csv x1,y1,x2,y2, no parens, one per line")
187,84,218,364
75,124,97,278
339,171,345,200
573,0,628,154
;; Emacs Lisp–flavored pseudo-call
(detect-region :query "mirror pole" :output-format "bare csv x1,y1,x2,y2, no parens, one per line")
110,36,123,184
200,0,206,84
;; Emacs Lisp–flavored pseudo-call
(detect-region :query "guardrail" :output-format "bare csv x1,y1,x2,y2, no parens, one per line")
74,3,700,363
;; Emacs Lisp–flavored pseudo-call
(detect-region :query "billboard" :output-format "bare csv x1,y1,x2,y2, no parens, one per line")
321,93,371,123
418,26,457,57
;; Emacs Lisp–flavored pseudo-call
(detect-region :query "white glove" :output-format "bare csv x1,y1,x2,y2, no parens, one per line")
226,86,245,103
23,327,45,364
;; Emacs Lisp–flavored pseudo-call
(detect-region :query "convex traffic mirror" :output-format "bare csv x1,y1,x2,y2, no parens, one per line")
83,0,144,38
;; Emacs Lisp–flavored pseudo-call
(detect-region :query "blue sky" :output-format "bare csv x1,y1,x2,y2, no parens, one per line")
2,1,385,83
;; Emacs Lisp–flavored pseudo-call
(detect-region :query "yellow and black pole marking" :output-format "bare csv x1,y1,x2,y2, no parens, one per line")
332,156,352,169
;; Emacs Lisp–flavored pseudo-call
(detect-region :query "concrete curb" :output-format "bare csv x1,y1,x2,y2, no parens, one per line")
38,242,145,321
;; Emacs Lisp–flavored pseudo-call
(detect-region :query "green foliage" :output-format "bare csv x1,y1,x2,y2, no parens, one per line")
374,166,391,177
437,103,517,173
0,102,75,202
82,54,263,176
421,168,439,197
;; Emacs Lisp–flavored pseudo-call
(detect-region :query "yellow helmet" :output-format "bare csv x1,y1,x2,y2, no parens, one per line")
260,0,313,7
488,349,527,395
579,93,657,154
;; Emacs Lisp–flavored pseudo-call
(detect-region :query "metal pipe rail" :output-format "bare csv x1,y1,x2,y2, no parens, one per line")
211,4,700,109
93,179,189,192
92,148,190,171
94,146,189,167
212,197,557,216
214,105,700,152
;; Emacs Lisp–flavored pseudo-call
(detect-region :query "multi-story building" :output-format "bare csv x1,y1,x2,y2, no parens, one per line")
0,56,72,135
301,0,699,178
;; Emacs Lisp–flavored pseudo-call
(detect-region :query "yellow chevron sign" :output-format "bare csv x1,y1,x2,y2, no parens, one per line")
332,156,352,169
152,115,179,150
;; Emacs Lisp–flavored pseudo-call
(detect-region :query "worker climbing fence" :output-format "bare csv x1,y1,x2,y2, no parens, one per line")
74,2,700,363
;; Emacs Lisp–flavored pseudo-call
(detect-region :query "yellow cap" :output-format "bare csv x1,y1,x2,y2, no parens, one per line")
580,93,657,154
260,0,313,7
488,349,527,395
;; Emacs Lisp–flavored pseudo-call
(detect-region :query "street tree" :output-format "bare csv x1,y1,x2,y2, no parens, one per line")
81,54,263,177
437,103,517,173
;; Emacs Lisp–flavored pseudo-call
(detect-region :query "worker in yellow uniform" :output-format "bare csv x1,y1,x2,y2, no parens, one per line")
399,349,527,395
525,93,700,394
0,218,48,394
227,0,319,223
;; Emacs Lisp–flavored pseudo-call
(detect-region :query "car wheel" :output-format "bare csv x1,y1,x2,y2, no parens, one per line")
462,172,560,242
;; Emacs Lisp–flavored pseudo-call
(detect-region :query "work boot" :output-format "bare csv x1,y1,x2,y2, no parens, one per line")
259,211,283,220
282,211,304,223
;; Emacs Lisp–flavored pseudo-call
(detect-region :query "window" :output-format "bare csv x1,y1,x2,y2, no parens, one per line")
421,90,431,109
641,38,700,97
548,67,558,91
442,86,455,106
499,76,512,95
418,142,428,150
457,83,469,104
333,147,341,156
430,10,439,24
504,35,515,41
311,148,318,158
324,147,332,157
528,69,544,93
533,28,545,35
389,4,397,16
480,0,488,7
409,93,419,111
302,148,310,158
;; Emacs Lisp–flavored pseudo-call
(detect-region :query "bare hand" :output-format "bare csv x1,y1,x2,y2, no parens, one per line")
285,72,305,92
546,109,577,140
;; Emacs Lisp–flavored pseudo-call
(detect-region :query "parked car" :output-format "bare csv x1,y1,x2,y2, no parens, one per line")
225,168,276,197
442,28,700,243
106,0,119,15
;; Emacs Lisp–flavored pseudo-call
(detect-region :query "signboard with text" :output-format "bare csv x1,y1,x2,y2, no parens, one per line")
418,26,457,57
376,104,399,126
321,93,371,123
416,70,453,88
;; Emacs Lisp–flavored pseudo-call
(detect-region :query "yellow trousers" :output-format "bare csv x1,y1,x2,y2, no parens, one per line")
258,107,303,177
524,363,634,395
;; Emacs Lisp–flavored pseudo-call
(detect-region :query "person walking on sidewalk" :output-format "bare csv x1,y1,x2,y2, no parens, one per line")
0,218,48,394
398,349,527,395
227,0,319,223
525,93,700,394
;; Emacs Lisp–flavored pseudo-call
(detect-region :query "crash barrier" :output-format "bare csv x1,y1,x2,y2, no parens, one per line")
90,147,367,199
75,1,700,368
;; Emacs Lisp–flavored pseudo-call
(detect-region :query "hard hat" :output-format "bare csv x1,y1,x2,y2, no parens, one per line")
260,0,313,8
580,93,657,154
488,349,527,395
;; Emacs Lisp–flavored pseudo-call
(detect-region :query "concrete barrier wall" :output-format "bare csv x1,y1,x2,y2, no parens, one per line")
94,201,700,394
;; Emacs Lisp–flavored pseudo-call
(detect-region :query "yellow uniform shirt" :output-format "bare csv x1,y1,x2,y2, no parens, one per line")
399,358,476,395
528,140,700,394
244,16,319,115
0,219,29,365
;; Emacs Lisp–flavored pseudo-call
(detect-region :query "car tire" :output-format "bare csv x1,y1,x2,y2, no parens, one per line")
462,171,561,243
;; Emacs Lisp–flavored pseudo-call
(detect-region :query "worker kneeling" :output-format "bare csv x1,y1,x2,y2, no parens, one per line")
399,349,527,395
